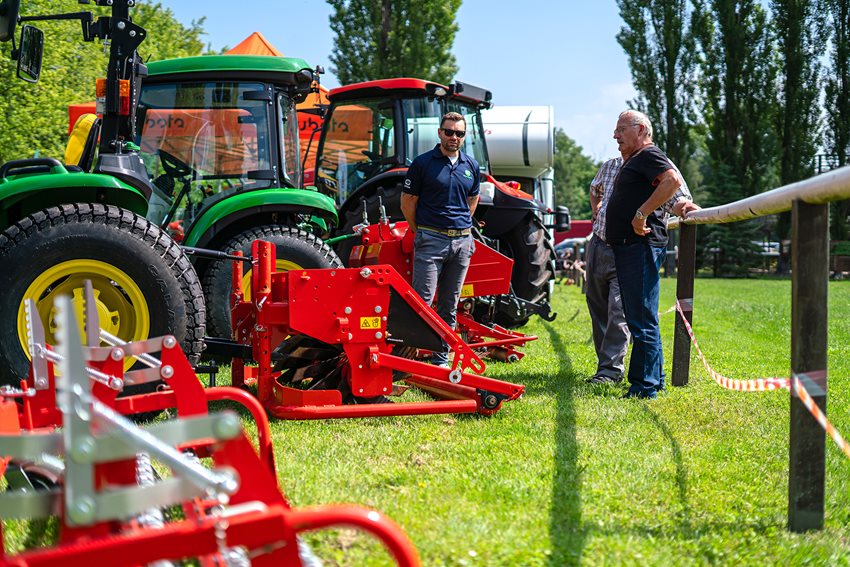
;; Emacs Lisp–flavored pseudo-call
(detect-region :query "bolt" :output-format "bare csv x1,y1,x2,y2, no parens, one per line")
382,316,387,321
448,370,462,384
110,348,124,361
129,30,136,37
375,332,382,339
116,20,126,30
358,364,363,369
71,436,97,464
331,271,336,276
359,388,364,393
360,268,373,278
374,306,382,314
160,365,174,379
348,332,353,340
214,412,243,439
507,354,520,363
163,336,177,349
344,307,352,314
68,497,96,524
35,378,46,389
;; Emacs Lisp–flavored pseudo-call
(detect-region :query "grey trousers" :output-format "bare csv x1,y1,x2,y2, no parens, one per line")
585,235,630,378
412,230,475,365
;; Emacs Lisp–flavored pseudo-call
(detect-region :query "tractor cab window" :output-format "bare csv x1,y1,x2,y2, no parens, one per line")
135,81,275,238
317,98,396,205
402,97,442,160
446,102,489,173
278,93,301,187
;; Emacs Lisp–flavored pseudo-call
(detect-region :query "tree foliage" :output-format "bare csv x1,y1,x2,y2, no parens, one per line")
0,1,205,163
327,0,461,85
824,0,850,240
552,128,597,220
616,0,697,174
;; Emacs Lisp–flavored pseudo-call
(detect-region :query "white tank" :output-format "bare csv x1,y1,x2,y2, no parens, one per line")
481,106,554,179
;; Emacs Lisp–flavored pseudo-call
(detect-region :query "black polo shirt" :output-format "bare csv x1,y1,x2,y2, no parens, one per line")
605,145,674,247
402,145,480,230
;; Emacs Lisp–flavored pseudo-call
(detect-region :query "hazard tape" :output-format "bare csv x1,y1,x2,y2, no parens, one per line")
672,300,850,459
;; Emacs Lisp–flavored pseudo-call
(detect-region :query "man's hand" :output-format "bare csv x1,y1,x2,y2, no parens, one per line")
672,200,701,218
631,212,650,236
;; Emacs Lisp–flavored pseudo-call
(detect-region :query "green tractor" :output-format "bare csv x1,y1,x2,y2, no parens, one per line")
134,55,341,340
0,0,204,388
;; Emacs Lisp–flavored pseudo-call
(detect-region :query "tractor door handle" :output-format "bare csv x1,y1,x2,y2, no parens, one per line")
0,158,65,178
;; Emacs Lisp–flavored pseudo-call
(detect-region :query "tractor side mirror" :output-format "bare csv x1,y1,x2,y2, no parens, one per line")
0,0,20,43
16,24,43,83
555,205,571,233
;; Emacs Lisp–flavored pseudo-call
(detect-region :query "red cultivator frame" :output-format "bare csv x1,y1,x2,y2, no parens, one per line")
0,295,420,566
349,218,537,362
229,240,525,419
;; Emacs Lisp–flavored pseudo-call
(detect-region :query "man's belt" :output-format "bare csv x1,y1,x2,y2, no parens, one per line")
418,225,471,237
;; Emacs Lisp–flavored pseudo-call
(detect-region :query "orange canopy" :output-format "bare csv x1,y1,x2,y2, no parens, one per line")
226,32,283,57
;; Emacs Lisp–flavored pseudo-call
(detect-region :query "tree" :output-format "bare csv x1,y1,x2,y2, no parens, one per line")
552,128,597,220
0,1,205,163
692,0,779,275
771,0,826,253
327,0,461,85
616,0,698,175
824,0,850,240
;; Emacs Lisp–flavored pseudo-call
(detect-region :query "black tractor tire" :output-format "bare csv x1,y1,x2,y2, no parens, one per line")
334,184,404,266
202,225,343,340
495,213,555,328
0,203,206,391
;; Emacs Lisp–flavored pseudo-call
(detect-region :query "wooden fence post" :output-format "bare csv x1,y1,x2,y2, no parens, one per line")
672,223,696,387
788,199,828,532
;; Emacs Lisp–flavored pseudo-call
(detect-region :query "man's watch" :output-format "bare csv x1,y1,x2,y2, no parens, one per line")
634,209,646,220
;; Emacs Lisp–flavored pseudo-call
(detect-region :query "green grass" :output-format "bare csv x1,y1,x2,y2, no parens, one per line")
5,279,850,565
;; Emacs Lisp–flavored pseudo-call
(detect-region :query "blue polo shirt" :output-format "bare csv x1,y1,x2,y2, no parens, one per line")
402,145,480,230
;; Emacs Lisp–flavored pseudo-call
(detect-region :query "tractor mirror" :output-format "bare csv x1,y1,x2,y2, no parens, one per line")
17,24,43,83
0,0,20,43
555,205,571,233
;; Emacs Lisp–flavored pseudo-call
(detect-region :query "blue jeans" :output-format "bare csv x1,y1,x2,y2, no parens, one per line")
412,230,475,365
611,240,666,398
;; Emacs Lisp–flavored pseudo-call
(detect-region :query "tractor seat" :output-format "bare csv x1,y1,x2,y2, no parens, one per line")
64,113,101,172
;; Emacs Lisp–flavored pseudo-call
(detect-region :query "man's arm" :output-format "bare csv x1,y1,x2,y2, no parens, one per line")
631,168,682,235
401,193,419,232
589,184,602,222
467,194,480,217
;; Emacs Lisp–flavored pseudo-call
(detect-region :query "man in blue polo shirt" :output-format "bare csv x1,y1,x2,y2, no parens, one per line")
401,111,480,366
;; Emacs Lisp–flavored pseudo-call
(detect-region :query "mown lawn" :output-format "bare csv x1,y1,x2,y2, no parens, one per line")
4,278,850,565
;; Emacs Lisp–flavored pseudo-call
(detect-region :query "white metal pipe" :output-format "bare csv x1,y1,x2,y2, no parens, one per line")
673,165,850,227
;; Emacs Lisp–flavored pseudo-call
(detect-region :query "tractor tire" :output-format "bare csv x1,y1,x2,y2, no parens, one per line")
0,203,206,392
202,225,343,340
495,213,555,328
334,184,403,266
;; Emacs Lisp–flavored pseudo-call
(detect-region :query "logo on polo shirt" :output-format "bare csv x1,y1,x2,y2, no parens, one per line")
464,169,472,179
404,178,411,187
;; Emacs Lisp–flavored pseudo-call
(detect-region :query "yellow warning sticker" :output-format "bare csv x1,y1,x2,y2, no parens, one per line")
360,316,382,329
460,284,475,298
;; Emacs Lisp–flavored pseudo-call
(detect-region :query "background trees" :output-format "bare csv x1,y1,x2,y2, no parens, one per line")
327,0,461,85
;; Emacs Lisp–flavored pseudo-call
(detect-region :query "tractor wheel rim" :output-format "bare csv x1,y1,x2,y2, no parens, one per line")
241,259,303,302
17,260,151,372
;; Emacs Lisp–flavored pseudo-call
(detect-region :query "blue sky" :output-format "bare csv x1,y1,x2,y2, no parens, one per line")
160,1,635,161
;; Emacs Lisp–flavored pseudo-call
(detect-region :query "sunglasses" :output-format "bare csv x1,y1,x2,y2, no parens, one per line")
441,127,466,138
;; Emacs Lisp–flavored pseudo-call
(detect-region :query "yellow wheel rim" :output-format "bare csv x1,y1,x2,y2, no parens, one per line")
241,259,303,301
17,260,151,372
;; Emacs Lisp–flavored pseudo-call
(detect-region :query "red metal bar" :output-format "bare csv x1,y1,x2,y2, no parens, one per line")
204,387,276,475
267,399,478,420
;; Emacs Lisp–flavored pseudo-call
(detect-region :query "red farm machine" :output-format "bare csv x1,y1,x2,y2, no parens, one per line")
0,287,421,566
308,78,570,328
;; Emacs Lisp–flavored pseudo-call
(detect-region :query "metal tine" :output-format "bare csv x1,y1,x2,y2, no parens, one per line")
54,295,239,498
83,280,99,348
99,329,162,369
25,298,49,389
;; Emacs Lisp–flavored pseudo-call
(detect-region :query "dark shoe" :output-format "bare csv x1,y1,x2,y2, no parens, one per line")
622,390,657,400
586,374,623,384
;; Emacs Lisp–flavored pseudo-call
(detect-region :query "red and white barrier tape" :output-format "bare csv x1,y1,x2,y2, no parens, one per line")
671,300,850,459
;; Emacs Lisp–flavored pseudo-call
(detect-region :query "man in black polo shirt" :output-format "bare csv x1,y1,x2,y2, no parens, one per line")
400,111,480,366
606,110,699,399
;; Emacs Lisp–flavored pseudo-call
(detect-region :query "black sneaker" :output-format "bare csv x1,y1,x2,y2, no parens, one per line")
586,374,623,384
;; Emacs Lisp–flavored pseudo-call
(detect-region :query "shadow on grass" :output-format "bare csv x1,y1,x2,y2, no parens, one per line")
642,405,693,535
542,321,586,566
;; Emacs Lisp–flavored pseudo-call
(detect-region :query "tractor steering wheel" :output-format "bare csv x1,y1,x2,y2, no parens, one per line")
158,149,194,180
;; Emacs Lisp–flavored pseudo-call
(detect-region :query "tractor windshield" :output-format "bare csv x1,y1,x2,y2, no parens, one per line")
136,81,275,233
402,98,489,173
317,98,396,205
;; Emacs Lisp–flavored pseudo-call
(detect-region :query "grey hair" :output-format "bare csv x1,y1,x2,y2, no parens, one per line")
619,109,653,140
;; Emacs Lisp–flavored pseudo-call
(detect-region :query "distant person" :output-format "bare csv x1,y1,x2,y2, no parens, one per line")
605,110,699,399
401,111,480,366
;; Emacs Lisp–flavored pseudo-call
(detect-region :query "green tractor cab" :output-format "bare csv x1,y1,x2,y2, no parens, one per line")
135,55,342,339
0,1,204,392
